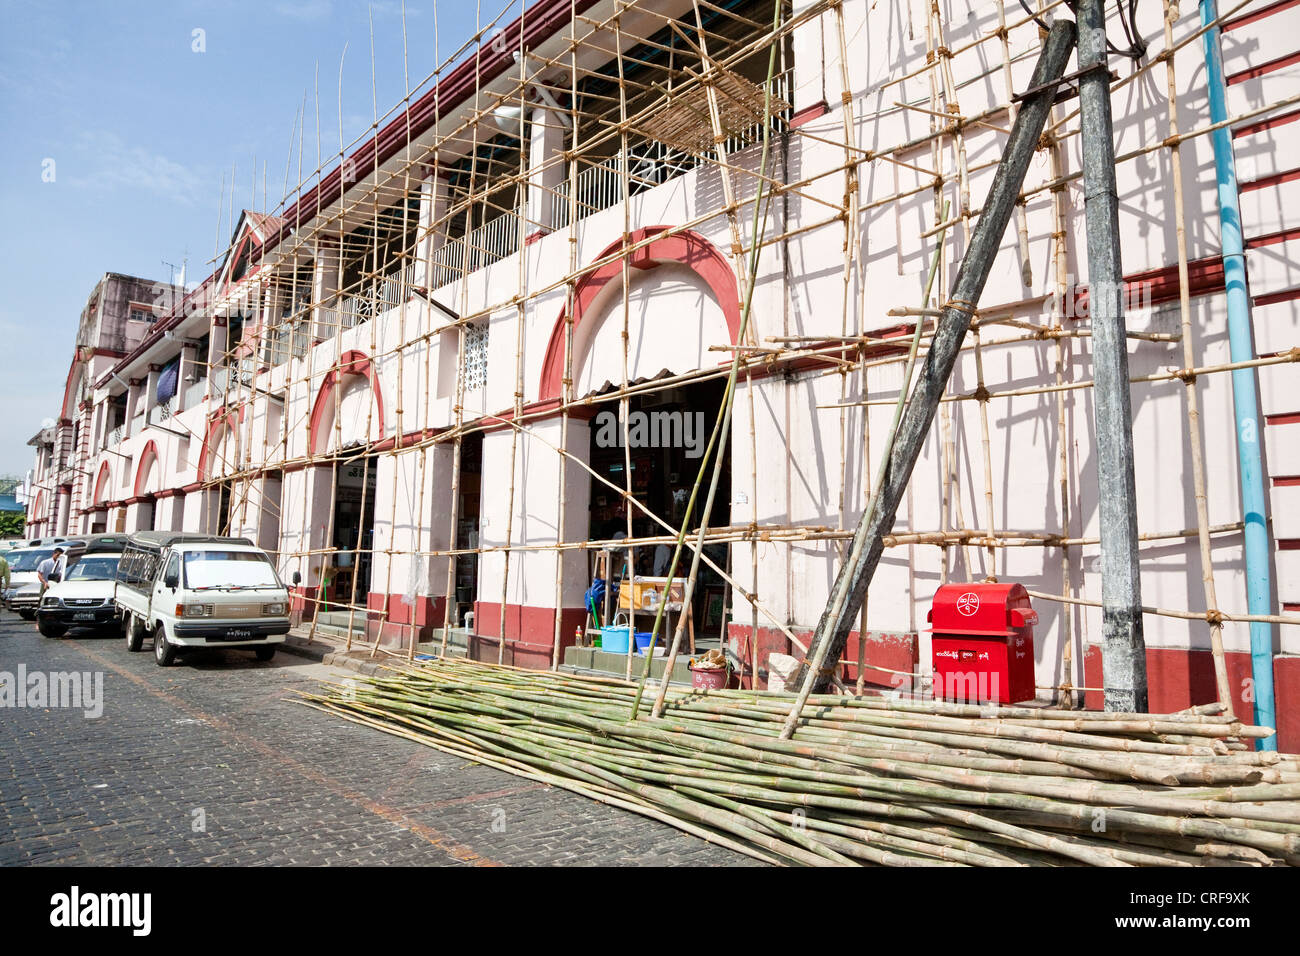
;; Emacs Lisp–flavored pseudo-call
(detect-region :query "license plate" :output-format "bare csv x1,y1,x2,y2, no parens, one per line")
225,628,253,639
73,612,96,621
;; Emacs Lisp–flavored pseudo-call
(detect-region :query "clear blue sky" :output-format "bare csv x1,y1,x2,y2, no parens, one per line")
0,0,525,476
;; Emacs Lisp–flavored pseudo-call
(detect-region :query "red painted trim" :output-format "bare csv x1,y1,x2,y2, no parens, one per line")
1278,538,1300,550
524,228,551,246
92,461,112,506
196,409,238,482
1246,225,1300,249
538,226,741,401
365,592,448,646
307,350,387,455
1254,285,1300,307
1227,49,1300,85
1274,475,1300,486
369,425,445,454
1266,412,1300,425
1240,167,1300,193
790,100,829,128
1082,644,1296,749
1224,0,1300,31
1071,256,1225,317
59,356,83,421
180,482,203,494
132,439,159,498
1235,108,1300,139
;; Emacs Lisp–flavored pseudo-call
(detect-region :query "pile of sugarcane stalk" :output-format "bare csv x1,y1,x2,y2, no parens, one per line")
298,657,1300,866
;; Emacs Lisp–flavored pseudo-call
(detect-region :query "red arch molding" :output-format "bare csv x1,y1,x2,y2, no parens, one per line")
92,461,112,506
197,408,241,482
538,226,741,401
132,440,160,498
308,350,386,455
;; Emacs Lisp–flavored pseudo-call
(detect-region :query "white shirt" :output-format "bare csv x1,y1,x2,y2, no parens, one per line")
37,556,64,582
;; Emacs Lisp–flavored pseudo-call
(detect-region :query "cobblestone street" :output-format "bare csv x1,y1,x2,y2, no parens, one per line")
0,610,754,866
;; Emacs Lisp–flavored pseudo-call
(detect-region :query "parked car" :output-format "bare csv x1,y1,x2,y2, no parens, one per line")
114,532,291,666
2,541,87,620
36,551,124,637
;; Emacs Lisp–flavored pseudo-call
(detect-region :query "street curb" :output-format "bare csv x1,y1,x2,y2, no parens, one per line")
320,651,386,676
276,636,332,664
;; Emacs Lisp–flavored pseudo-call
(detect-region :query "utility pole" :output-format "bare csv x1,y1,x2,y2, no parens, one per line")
1076,0,1148,712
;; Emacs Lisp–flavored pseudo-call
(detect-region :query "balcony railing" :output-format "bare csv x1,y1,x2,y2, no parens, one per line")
430,205,525,290
147,396,178,425
107,425,124,449
183,378,206,410
551,70,793,231
338,262,414,330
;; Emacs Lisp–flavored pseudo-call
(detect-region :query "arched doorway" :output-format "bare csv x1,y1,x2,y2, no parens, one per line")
539,227,740,648
308,351,386,609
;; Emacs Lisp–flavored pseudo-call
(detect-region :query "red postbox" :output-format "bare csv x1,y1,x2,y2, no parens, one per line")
927,582,1037,704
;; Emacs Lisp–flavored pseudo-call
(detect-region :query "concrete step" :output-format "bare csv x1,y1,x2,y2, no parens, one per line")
562,645,694,685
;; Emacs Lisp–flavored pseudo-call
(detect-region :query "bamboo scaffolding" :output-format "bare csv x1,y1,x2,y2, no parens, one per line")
71,0,1294,768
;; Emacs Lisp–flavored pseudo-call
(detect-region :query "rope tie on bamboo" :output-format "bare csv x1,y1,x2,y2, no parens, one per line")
944,297,978,318
1205,609,1226,625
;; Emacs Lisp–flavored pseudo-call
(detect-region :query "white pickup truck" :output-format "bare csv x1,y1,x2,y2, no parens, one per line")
114,532,291,666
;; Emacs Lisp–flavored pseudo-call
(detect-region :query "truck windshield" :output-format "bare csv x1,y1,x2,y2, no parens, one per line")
8,550,52,572
65,556,122,581
182,551,280,590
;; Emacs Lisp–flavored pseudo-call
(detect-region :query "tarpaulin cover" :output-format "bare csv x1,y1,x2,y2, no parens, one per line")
156,359,180,404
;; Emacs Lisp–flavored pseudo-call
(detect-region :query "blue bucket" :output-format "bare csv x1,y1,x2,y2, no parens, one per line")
600,626,631,654
633,631,656,655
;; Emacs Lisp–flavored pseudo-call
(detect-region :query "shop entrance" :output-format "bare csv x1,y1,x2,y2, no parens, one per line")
587,378,731,647
453,434,482,628
331,456,377,608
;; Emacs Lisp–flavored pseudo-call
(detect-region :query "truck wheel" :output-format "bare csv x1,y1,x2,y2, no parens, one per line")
254,645,275,662
38,620,67,638
153,625,177,667
124,614,145,652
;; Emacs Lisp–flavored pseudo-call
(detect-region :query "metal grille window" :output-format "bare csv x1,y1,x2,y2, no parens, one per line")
462,322,489,391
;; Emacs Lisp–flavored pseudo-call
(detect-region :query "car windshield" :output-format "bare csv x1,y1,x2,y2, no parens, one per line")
8,550,53,572
182,550,280,590
65,556,122,581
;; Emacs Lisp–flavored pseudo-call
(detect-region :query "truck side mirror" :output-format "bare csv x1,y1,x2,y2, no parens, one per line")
164,570,179,590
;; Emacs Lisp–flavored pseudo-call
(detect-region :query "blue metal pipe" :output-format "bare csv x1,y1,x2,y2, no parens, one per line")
1199,0,1276,747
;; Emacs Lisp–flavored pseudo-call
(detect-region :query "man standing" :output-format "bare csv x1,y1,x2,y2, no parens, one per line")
37,546,64,595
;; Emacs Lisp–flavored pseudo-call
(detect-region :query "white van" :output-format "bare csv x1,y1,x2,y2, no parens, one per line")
114,532,291,666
